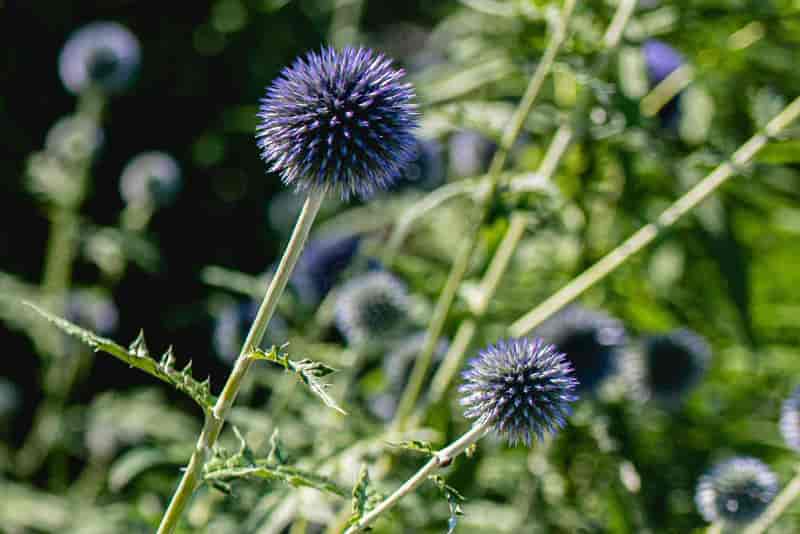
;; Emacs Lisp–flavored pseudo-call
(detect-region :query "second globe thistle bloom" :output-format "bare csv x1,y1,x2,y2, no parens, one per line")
256,47,418,199
535,306,626,395
290,234,361,306
459,338,578,446
119,151,182,208
695,457,779,525
780,386,800,452
59,22,141,95
334,271,412,347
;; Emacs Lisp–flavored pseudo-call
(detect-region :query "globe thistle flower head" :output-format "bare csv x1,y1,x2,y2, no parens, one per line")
695,457,778,524
459,338,578,446
119,151,181,207
643,39,684,85
334,271,411,346
535,306,626,395
448,130,497,178
780,386,800,452
635,328,711,403
291,234,361,305
391,138,446,192
256,46,418,200
59,22,141,95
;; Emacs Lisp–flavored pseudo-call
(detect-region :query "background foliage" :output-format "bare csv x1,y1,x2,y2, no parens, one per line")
2,0,800,532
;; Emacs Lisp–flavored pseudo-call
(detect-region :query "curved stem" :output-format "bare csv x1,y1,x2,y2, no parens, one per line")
509,95,800,337
389,0,578,433
156,189,326,534
344,421,491,534
742,467,800,534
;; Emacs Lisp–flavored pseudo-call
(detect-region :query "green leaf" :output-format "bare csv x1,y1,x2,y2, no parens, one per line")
23,301,215,412
348,465,375,529
387,440,436,456
202,426,346,498
429,475,466,534
250,347,347,415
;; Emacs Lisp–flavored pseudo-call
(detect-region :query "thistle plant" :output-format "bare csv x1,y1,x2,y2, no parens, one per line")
695,457,778,526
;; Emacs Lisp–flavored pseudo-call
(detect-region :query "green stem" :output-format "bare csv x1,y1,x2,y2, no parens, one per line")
344,421,492,534
156,189,326,534
742,467,800,534
389,0,578,433
509,95,800,337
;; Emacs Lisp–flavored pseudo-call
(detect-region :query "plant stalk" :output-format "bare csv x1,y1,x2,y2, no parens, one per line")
156,189,326,534
509,95,800,337
344,421,491,534
742,467,800,534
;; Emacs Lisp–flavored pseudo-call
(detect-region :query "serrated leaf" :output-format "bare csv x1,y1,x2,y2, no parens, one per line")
387,440,436,456
429,475,466,534
23,301,215,412
203,427,346,498
348,465,373,528
250,347,347,415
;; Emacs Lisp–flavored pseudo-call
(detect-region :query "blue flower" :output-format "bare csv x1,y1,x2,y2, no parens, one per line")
780,386,800,452
448,130,497,178
642,39,684,127
459,338,578,446
59,22,141,95
391,138,446,192
291,234,361,306
334,271,412,346
256,47,418,199
535,307,626,395
631,328,711,404
119,152,182,207
695,457,778,524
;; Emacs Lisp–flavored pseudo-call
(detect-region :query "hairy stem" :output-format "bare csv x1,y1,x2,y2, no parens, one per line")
344,421,491,534
509,95,800,336
156,189,326,534
389,0,578,432
742,467,800,534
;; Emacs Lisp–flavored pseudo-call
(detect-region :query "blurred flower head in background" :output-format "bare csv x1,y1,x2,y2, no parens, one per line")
213,300,288,363
535,306,626,395
290,234,361,306
460,337,578,446
256,46,418,199
695,456,778,525
448,129,497,178
58,21,141,95
780,386,800,452
119,151,182,208
65,289,119,335
642,39,684,126
334,270,411,347
390,137,446,192
45,114,104,164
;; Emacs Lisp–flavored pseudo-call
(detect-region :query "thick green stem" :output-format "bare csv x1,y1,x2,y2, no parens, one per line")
389,0,577,433
742,467,800,534
156,189,326,534
509,95,800,337
344,421,491,534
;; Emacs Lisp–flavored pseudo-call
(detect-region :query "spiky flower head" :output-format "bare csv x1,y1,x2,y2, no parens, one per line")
535,306,626,395
780,386,800,452
256,47,418,200
334,271,411,346
119,151,181,207
291,234,361,306
59,22,141,95
695,457,778,525
627,328,711,404
459,338,578,446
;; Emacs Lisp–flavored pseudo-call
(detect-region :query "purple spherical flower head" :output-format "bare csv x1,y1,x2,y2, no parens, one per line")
695,457,778,525
639,328,711,403
291,234,361,305
59,22,141,95
643,39,684,85
256,47,418,200
459,338,578,446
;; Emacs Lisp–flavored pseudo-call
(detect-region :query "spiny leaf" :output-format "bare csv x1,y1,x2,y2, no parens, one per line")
348,465,374,529
203,426,346,498
23,301,215,412
429,475,465,534
250,347,347,415
387,440,435,456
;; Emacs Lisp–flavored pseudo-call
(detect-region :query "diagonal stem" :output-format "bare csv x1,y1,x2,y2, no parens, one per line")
742,466,800,534
156,189,326,534
389,0,578,433
509,95,800,337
